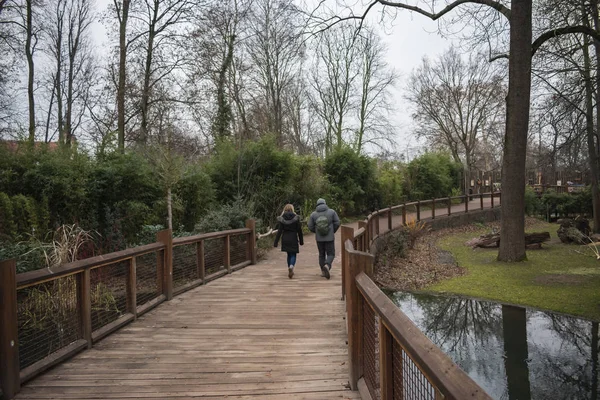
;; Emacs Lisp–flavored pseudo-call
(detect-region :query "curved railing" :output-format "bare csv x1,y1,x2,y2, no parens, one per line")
0,221,257,399
341,193,500,399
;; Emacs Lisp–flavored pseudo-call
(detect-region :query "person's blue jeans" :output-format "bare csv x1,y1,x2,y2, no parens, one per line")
287,252,297,267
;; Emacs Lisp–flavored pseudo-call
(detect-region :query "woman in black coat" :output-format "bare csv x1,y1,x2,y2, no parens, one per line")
274,204,304,279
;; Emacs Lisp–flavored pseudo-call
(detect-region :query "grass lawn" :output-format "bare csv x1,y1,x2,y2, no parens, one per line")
429,219,600,321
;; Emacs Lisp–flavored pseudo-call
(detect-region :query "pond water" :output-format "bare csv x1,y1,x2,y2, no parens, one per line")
387,292,599,400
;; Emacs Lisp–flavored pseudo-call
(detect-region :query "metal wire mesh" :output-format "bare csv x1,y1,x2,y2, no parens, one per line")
205,237,225,275
136,252,160,306
172,244,199,289
17,275,81,369
392,339,436,400
230,234,248,266
90,261,128,332
363,300,381,400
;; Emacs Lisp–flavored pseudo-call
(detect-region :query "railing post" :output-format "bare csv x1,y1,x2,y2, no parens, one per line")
197,240,205,284
157,229,173,301
432,199,436,219
375,211,380,237
402,204,407,226
491,191,495,208
245,219,257,265
0,259,20,399
126,256,137,319
77,269,92,349
447,197,452,216
379,320,393,400
416,200,421,221
341,226,354,300
345,243,373,391
465,195,469,213
224,235,231,274
387,207,392,232
358,221,367,251
480,193,484,210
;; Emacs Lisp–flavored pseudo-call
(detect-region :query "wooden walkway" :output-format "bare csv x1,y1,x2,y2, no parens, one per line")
14,197,496,399
15,231,359,399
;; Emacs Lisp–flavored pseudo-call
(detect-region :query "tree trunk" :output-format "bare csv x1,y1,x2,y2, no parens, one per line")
166,186,172,230
502,305,532,400
117,0,130,153
140,3,157,145
592,322,598,400
589,0,600,233
582,23,600,235
25,0,36,143
213,34,235,141
498,0,532,262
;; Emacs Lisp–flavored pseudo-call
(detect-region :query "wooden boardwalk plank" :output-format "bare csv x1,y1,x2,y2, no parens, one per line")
15,231,355,400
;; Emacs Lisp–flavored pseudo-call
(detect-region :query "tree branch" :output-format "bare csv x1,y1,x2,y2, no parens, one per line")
532,25,600,57
377,0,510,21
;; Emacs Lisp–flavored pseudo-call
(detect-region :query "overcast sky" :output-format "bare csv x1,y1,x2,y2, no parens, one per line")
90,0,456,157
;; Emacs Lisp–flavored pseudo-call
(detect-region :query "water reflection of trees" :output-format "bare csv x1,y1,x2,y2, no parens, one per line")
392,292,600,400
528,313,599,400
405,294,506,391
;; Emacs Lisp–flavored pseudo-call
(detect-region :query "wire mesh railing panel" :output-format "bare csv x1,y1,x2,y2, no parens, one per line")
136,252,160,306
205,237,225,275
392,339,436,400
230,234,248,266
172,244,199,290
363,300,381,400
90,261,128,332
17,275,81,369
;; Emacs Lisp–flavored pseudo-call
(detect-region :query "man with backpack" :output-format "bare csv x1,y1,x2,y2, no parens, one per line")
308,198,341,279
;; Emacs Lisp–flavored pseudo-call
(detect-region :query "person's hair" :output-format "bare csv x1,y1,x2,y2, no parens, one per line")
281,204,295,215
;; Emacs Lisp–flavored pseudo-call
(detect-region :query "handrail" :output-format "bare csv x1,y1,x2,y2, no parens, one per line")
0,220,258,400
172,228,251,246
341,192,499,399
16,242,166,288
356,273,491,399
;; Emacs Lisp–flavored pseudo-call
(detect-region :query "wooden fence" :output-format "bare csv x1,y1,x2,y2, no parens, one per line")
0,220,257,400
340,193,499,399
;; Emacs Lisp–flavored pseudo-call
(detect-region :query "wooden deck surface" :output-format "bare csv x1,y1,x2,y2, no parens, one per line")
15,231,359,399
15,197,497,399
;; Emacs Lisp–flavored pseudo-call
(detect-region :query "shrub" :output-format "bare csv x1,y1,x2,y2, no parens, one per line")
195,197,255,233
0,241,46,273
375,229,410,269
208,137,297,226
524,186,542,216
324,147,380,216
174,166,215,231
405,217,427,249
0,192,16,238
404,153,462,200
377,161,405,207
11,194,38,238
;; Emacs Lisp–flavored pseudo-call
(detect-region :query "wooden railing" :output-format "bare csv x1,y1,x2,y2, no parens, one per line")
341,194,499,399
0,220,257,400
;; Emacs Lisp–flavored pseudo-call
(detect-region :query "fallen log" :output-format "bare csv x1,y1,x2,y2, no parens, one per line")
469,232,551,249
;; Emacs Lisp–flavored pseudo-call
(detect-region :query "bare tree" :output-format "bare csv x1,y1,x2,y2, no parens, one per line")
311,0,600,262
310,24,396,155
130,0,196,144
45,0,95,146
354,28,396,154
406,47,505,179
246,0,304,147
111,0,131,152
310,23,358,154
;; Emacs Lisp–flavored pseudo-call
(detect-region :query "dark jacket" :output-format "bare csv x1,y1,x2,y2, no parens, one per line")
308,198,340,242
274,211,304,253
